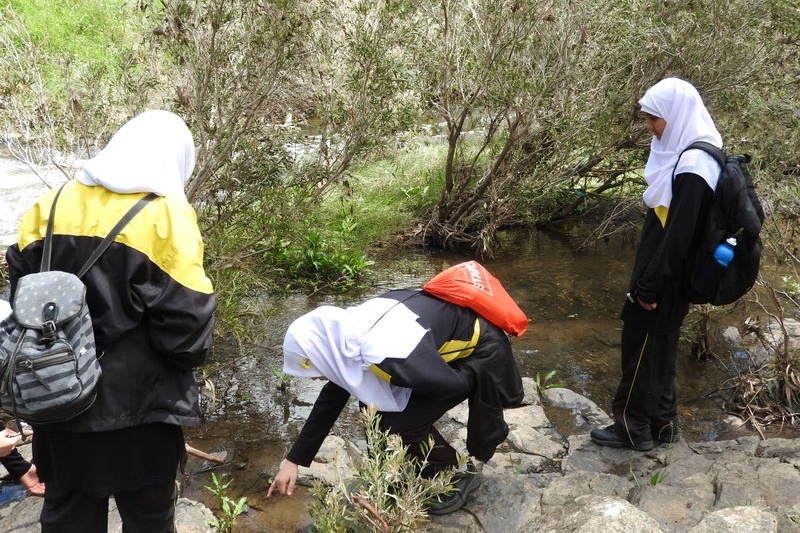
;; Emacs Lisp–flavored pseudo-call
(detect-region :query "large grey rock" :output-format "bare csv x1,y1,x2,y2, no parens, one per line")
541,387,613,429
710,456,800,509
464,474,544,533
688,506,778,533
296,434,361,486
523,495,665,533
636,473,715,530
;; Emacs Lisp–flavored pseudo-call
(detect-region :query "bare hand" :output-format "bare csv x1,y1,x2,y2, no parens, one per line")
0,429,22,457
267,460,299,497
19,465,45,496
637,297,657,311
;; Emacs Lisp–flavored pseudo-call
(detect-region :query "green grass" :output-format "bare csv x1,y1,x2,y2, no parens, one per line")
6,1,140,57
327,142,447,244
4,0,147,91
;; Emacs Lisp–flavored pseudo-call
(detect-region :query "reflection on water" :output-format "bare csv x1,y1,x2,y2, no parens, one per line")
181,227,774,532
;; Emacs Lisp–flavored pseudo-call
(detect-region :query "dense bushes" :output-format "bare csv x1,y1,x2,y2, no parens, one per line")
2,1,799,366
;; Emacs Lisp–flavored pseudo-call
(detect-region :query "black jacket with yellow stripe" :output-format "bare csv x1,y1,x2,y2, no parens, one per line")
5,181,216,432
287,290,523,465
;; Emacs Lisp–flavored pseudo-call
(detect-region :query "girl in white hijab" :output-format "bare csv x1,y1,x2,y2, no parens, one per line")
637,77,722,226
270,288,524,515
590,78,723,452
76,109,195,199
6,109,215,531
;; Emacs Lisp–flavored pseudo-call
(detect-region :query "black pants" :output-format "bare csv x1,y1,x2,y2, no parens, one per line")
611,321,679,445
378,392,467,477
40,480,178,533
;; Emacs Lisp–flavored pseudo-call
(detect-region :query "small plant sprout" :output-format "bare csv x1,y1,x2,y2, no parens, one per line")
649,469,667,486
535,370,562,392
204,472,247,533
274,370,292,391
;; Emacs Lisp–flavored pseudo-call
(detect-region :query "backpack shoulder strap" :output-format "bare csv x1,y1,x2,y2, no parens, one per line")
76,193,159,278
40,183,70,272
671,141,726,189
684,141,726,167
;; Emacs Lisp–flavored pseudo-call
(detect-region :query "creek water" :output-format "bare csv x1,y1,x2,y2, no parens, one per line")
179,227,776,533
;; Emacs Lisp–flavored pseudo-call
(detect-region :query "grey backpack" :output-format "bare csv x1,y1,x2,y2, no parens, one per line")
0,186,155,425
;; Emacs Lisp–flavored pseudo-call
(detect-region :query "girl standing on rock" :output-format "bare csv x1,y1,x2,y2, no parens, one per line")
591,78,723,451
5,110,216,532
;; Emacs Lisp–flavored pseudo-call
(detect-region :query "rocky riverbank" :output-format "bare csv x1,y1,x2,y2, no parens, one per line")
296,378,800,533
2,377,799,532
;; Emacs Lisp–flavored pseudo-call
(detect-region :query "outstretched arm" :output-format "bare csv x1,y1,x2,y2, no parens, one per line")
267,381,350,498
0,442,45,496
0,429,21,457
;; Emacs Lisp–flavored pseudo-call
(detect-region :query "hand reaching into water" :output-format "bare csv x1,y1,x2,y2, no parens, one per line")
267,460,299,497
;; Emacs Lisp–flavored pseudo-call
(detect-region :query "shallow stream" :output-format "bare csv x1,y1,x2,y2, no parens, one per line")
180,227,784,533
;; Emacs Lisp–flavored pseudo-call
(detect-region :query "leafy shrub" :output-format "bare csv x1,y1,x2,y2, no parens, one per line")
307,406,458,533
267,218,374,292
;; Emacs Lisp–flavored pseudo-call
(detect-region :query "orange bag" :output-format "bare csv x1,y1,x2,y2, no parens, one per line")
422,261,529,337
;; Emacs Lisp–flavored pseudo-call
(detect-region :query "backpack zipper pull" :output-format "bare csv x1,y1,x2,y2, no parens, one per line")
17,359,53,391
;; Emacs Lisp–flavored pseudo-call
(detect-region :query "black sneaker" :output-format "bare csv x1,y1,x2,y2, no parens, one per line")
426,462,482,516
590,424,654,451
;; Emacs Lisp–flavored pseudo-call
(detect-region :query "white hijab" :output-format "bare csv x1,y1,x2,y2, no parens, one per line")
638,78,723,209
76,110,196,199
282,297,428,412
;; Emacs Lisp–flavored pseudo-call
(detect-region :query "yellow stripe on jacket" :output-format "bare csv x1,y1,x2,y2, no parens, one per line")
438,318,480,362
369,318,481,382
16,182,213,294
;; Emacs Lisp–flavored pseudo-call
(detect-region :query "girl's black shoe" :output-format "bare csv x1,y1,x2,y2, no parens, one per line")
590,424,654,451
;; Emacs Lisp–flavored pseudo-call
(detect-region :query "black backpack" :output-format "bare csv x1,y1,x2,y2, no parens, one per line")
678,141,765,306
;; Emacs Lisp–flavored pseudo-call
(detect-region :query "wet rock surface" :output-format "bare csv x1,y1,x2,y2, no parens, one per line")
293,378,800,533
2,381,799,532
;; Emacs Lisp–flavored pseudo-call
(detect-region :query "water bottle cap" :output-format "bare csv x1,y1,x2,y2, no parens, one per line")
725,237,738,246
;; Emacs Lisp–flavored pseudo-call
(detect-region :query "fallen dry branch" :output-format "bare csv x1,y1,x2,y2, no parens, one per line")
185,444,225,464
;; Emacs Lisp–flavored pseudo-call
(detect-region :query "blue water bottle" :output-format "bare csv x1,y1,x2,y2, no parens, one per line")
691,237,738,301
713,237,737,267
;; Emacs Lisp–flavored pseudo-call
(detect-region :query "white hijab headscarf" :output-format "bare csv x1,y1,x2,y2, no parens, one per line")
76,110,195,199
638,78,723,209
282,297,428,412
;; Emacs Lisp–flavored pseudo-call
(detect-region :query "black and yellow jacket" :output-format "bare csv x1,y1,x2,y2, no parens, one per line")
5,181,216,432
287,290,523,465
